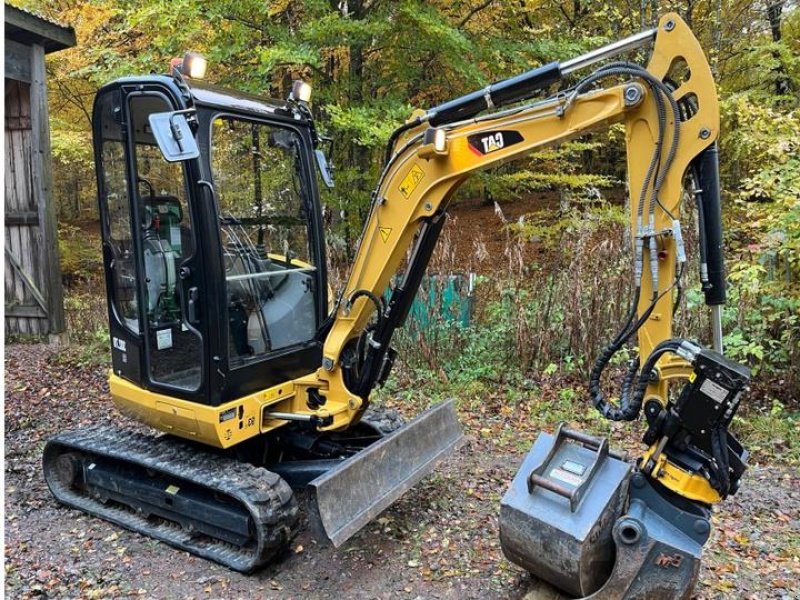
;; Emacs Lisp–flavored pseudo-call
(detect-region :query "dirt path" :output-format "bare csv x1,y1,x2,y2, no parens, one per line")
5,343,799,599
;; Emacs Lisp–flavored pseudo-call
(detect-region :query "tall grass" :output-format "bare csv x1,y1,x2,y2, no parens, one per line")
393,202,634,380
61,276,110,365
386,200,799,404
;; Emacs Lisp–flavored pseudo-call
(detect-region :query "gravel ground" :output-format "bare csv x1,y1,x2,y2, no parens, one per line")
5,342,800,599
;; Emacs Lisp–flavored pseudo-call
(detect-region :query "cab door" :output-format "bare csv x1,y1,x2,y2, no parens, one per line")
201,111,328,401
93,83,207,399
125,90,206,396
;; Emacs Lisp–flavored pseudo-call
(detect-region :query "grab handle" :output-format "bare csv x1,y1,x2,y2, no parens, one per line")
526,423,612,512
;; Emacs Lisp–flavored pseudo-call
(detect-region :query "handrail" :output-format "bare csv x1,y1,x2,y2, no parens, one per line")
225,266,315,282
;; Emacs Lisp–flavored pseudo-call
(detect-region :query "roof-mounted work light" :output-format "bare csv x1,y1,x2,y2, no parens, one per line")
170,52,208,79
290,80,312,103
182,52,207,79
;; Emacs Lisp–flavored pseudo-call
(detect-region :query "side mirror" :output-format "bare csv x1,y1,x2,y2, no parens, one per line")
315,149,334,188
149,111,199,162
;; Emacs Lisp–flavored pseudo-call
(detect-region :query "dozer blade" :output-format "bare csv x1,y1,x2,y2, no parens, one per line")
307,399,464,547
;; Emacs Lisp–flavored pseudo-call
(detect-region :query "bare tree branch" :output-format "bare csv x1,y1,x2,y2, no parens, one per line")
458,0,496,28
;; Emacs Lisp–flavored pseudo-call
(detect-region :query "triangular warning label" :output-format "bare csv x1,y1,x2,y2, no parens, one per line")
379,227,391,243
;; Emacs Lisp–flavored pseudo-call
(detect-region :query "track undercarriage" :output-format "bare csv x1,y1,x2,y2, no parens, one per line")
44,426,299,572
43,402,463,571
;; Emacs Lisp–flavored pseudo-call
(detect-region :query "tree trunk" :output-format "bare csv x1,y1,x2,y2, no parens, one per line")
766,1,791,95
713,0,722,77
347,0,371,259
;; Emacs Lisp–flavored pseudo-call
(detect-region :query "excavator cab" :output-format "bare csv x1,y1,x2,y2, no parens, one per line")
93,76,329,406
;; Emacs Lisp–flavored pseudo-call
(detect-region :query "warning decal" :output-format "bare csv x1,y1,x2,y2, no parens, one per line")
399,163,425,199
379,227,392,243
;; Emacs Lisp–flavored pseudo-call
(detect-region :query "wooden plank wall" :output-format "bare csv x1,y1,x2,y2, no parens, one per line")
30,43,66,335
5,40,32,84
5,78,47,335
4,40,66,338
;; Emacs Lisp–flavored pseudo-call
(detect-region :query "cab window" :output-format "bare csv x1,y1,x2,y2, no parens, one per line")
128,95,202,390
211,117,317,366
96,91,139,333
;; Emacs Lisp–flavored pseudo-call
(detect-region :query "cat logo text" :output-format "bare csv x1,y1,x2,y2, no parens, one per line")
467,130,524,156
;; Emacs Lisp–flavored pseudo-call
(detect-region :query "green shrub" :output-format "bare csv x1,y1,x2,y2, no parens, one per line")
58,223,103,284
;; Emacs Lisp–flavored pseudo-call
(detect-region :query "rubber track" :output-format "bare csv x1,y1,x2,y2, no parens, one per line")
43,426,299,572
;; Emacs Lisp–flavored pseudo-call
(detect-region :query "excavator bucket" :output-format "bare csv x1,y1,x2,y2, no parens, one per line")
500,424,710,599
307,399,464,547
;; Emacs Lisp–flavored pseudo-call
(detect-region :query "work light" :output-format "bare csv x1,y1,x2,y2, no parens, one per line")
422,127,447,154
291,80,312,103
182,52,207,79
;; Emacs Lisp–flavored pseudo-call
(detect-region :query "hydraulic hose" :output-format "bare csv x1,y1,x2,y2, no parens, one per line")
571,62,678,299
573,64,667,242
625,338,685,416
383,118,423,167
619,355,641,407
575,64,682,238
587,284,641,411
347,289,386,355
340,289,386,387
590,283,682,420
348,289,385,317
576,62,689,421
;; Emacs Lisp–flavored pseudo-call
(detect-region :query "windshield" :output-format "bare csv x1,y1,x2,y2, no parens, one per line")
211,116,317,367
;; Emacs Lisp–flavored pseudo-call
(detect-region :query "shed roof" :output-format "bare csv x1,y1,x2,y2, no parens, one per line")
4,3,76,53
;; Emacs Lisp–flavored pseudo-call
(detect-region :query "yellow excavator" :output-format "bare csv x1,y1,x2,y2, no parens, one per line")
44,13,749,598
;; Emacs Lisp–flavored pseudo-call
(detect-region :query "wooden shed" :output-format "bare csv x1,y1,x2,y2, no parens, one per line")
5,4,75,338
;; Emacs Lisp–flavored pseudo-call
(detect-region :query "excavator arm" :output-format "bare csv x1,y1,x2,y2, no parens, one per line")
290,13,750,596
299,12,736,447
305,14,715,404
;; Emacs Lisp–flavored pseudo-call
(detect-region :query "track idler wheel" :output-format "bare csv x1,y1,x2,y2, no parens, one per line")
53,452,81,488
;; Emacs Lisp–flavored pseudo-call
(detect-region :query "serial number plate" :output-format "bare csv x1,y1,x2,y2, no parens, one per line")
700,378,729,404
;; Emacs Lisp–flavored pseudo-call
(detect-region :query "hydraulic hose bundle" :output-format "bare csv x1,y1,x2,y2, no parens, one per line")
577,64,728,424
571,63,689,421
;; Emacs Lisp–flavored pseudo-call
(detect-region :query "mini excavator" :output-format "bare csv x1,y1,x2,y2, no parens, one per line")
44,13,749,597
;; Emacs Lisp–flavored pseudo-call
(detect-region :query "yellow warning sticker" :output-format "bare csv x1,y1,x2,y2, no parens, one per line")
379,227,392,243
399,163,425,199
165,485,180,495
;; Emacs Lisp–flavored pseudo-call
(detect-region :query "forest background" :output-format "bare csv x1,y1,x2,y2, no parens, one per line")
13,0,800,423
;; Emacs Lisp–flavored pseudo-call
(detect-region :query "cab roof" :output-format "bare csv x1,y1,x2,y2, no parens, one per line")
99,75,307,123
188,80,296,120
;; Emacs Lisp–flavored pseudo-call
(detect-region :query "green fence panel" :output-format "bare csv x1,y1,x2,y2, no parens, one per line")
390,273,474,331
